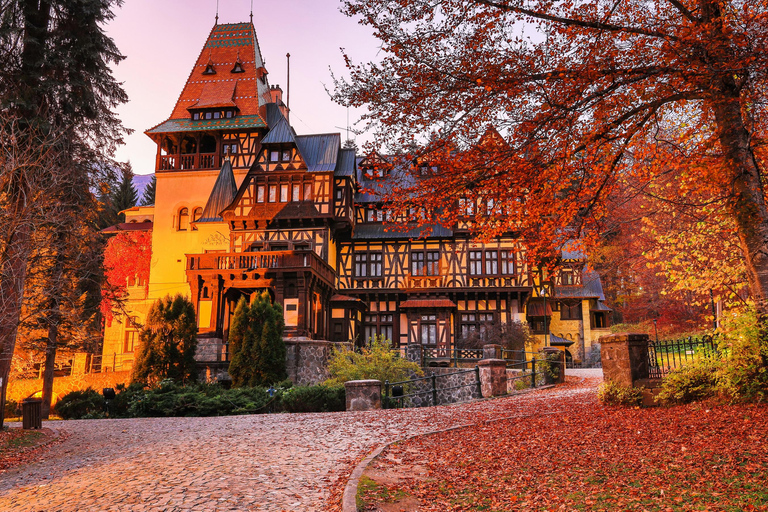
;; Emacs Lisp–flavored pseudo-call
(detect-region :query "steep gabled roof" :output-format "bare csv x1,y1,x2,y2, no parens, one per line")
553,268,606,300
336,148,357,177
261,115,296,144
146,22,269,136
198,160,237,223
295,134,341,172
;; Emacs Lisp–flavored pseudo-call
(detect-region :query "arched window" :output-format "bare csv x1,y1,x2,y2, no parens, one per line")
191,207,203,230
178,207,189,231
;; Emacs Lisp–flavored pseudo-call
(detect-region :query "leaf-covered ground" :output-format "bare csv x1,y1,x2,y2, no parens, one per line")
360,378,768,511
0,427,62,472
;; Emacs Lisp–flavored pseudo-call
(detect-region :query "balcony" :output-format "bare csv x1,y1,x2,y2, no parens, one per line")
159,153,218,171
186,250,336,287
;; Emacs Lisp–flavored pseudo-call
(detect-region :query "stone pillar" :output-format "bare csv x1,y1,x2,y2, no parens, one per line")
72,353,89,376
600,333,649,386
540,347,565,384
406,343,423,366
345,380,382,411
482,344,503,360
478,359,507,398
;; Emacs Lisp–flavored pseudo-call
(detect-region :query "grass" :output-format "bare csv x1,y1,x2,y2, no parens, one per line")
0,428,45,452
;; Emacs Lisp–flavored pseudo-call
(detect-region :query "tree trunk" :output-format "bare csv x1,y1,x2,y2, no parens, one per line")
0,220,33,429
712,90,768,365
41,318,59,419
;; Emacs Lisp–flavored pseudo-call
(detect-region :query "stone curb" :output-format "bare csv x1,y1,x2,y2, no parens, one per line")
341,385,557,512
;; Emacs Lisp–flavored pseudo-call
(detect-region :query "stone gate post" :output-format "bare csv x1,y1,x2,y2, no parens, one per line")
600,333,650,386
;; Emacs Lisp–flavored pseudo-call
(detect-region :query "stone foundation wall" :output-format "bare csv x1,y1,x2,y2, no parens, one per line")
285,338,351,386
396,367,481,408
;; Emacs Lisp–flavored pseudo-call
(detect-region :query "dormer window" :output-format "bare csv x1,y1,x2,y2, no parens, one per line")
203,63,216,75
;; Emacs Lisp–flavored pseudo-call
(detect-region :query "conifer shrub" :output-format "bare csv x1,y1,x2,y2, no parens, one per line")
55,388,105,419
132,294,198,385
228,292,287,388
280,385,346,413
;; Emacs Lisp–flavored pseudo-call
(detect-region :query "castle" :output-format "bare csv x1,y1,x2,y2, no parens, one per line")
102,21,611,378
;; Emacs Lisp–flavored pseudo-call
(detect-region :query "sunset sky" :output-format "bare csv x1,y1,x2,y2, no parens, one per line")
105,0,379,175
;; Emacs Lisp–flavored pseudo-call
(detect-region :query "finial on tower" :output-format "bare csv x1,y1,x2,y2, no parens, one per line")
250,0,254,23
215,0,219,25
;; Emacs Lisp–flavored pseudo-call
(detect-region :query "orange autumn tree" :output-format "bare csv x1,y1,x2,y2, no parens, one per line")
101,231,151,323
336,1,768,347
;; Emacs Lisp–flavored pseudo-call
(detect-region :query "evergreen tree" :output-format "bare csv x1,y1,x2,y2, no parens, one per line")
132,295,198,385
0,0,128,427
111,163,138,222
228,292,286,387
141,174,156,206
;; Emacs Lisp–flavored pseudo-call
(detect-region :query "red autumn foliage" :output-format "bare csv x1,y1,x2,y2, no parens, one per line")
100,231,151,323
336,0,768,316
358,379,768,511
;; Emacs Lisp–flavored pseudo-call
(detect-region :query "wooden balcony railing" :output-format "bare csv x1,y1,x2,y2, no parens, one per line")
187,250,336,285
159,153,218,171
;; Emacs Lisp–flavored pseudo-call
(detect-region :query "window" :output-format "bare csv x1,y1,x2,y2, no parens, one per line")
366,208,384,222
270,150,280,162
561,269,576,286
364,314,394,343
268,185,277,202
124,317,140,353
280,184,289,202
225,110,233,118
592,312,608,329
223,143,238,155
257,185,265,203
529,318,549,334
459,197,475,216
460,313,494,339
411,251,439,276
420,314,437,345
469,250,482,275
304,183,313,201
282,150,291,161
193,112,200,120
561,302,582,320
355,253,368,278
500,250,514,275
205,112,212,120
178,208,189,231
485,250,498,275
370,253,382,277
191,207,203,230
213,111,220,119
292,184,300,202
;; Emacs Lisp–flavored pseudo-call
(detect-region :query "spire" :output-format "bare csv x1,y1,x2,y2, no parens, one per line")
215,0,219,25
198,160,237,223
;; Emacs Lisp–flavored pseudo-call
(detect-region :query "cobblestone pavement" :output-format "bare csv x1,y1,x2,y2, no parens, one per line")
0,376,601,512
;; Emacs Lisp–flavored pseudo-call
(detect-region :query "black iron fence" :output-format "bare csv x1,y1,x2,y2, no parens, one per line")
383,366,482,409
422,347,483,366
647,335,718,379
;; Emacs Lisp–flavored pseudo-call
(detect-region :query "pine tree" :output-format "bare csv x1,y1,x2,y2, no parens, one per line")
111,164,138,222
141,174,156,206
228,292,286,388
0,0,128,427
132,294,198,385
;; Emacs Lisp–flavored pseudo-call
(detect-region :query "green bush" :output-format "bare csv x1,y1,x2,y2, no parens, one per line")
715,308,768,402
326,336,422,385
598,380,643,407
280,385,345,413
4,398,20,419
657,358,719,405
55,388,105,419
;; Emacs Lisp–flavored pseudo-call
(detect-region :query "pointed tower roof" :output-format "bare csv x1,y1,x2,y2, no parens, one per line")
198,160,237,223
146,22,271,136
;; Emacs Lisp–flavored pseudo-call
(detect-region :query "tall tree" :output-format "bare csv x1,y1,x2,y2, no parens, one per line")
110,163,138,223
0,0,128,426
228,292,286,388
336,0,768,358
141,174,156,206
131,294,198,386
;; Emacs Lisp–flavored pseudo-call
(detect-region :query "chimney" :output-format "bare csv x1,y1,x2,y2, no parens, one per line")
269,84,283,104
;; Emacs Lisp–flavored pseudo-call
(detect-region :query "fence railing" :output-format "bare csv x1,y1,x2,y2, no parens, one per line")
383,366,482,409
647,335,718,379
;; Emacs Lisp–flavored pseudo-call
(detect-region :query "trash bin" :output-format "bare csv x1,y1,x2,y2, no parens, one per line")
22,398,43,430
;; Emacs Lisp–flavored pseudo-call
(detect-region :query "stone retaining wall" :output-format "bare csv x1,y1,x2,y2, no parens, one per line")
285,338,351,386
392,367,481,408
7,371,132,406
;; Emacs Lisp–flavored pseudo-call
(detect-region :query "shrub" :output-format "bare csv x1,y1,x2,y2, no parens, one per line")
598,380,643,407
280,385,345,413
55,388,105,419
4,399,20,419
657,358,719,405
326,336,422,385
715,308,768,402
132,294,198,385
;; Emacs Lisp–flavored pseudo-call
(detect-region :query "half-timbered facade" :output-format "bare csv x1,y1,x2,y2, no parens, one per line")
102,20,610,375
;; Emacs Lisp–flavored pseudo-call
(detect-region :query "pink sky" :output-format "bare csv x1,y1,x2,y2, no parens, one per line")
106,0,378,175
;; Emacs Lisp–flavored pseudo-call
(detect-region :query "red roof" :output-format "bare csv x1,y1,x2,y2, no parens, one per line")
146,22,269,136
400,299,456,308
101,221,154,234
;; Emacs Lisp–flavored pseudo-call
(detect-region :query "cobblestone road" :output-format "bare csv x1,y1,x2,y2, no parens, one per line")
0,370,601,512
